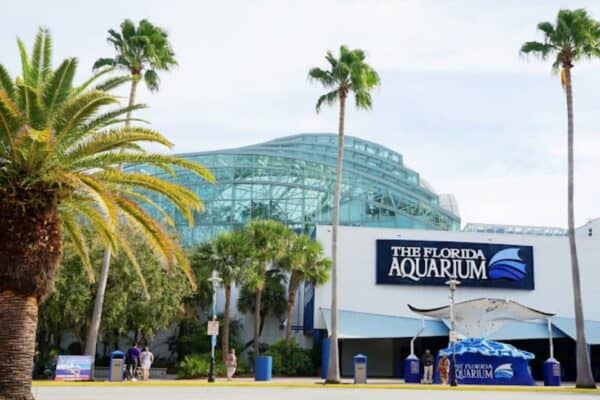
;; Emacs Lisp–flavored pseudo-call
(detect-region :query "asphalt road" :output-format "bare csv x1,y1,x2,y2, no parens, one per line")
33,386,600,400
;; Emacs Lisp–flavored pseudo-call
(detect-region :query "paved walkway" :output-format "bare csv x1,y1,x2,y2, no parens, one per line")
32,380,600,400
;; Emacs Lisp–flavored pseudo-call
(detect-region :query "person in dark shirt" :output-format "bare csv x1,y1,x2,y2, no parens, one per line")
421,349,435,384
125,343,141,381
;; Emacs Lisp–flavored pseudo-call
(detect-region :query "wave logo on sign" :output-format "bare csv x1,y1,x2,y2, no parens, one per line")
493,363,514,379
488,248,527,281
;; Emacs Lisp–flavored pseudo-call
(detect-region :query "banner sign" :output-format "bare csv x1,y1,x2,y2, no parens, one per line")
376,239,534,289
435,355,535,385
54,355,93,381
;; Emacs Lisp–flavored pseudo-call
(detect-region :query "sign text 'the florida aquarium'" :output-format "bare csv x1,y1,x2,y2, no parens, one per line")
375,239,534,289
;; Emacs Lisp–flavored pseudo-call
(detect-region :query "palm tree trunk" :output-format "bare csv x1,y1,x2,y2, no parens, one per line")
0,291,38,400
84,249,111,357
327,91,346,384
222,285,231,362
253,289,262,358
125,77,140,126
84,77,140,358
564,67,596,389
285,272,301,345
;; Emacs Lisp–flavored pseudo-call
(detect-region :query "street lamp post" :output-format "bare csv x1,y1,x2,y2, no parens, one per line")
445,278,461,387
208,270,222,383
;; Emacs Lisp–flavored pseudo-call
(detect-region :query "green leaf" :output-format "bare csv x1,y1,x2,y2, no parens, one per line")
43,58,77,117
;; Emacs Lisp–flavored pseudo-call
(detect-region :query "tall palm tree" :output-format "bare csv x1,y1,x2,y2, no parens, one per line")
521,8,600,389
190,230,249,361
279,234,331,345
243,220,291,358
0,29,213,399
308,45,380,383
85,19,178,357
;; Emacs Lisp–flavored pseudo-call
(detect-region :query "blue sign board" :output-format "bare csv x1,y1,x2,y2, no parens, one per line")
55,355,93,381
376,239,534,290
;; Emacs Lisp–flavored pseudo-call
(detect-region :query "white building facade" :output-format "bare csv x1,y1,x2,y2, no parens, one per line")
308,220,600,380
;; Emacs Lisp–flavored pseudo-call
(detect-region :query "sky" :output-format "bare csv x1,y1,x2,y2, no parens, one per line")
2,0,599,228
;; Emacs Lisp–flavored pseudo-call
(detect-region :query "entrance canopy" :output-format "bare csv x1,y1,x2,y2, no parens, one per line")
320,308,447,339
408,298,554,338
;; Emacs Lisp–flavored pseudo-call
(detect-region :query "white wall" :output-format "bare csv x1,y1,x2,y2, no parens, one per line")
314,224,600,329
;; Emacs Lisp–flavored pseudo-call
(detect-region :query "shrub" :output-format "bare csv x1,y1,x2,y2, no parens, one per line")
264,339,314,376
176,353,226,379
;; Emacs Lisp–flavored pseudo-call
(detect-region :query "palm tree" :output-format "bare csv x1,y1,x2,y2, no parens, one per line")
308,45,380,383
85,19,178,357
190,230,249,361
279,234,331,345
93,18,177,121
243,220,291,358
0,29,213,399
521,8,600,389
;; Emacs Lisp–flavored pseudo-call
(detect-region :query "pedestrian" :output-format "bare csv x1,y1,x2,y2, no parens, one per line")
125,343,141,381
421,349,434,384
438,354,450,385
226,348,237,381
140,346,154,381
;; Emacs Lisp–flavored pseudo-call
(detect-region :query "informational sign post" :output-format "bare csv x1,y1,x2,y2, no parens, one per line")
54,355,93,381
207,320,219,336
376,239,534,290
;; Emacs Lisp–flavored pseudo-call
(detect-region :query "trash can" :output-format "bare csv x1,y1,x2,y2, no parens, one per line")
109,351,125,382
404,354,421,383
353,354,367,384
321,338,330,380
543,358,561,386
255,355,272,381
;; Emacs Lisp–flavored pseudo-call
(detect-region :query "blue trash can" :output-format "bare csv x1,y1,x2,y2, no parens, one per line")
109,350,125,382
321,338,330,380
353,354,367,384
404,355,421,383
255,355,272,381
543,358,561,386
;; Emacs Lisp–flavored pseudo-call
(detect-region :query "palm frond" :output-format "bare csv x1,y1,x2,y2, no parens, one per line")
92,57,117,71
114,230,150,299
17,38,30,84
144,69,159,92
43,58,77,117
354,90,373,110
0,90,22,148
29,29,45,87
61,211,95,283
113,194,176,264
60,198,118,250
98,169,202,224
315,89,339,113
95,75,132,92
0,65,16,101
123,189,175,227
308,67,335,87
520,41,556,59
71,152,215,184
72,67,114,96
75,104,146,135
17,83,45,129
53,91,118,136
41,30,52,82
62,127,173,160
76,174,120,228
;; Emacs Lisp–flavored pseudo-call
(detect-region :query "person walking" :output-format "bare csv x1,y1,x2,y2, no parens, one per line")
438,354,450,385
421,349,434,384
226,348,237,381
125,343,141,381
140,346,154,381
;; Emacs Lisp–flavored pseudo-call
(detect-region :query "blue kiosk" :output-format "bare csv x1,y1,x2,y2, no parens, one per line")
408,298,560,386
